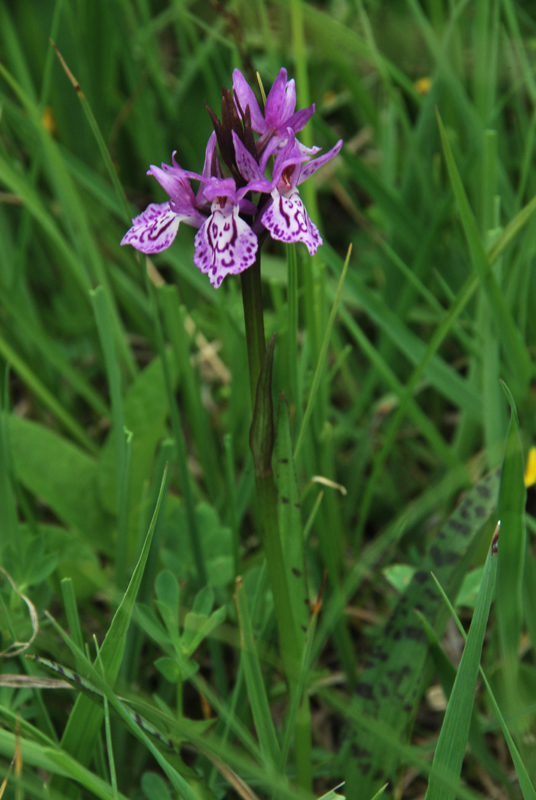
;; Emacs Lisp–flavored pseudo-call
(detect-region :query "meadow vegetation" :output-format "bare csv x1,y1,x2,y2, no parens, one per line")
1,1,536,799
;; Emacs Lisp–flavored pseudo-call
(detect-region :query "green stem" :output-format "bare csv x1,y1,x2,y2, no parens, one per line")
240,257,301,681
240,257,266,406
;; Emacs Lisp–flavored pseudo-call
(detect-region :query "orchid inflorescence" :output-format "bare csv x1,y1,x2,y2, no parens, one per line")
121,69,342,288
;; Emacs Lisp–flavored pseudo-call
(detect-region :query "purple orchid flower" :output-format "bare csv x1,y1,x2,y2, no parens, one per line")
194,177,258,289
232,129,342,256
120,132,225,255
232,68,316,154
122,68,342,287
120,154,208,255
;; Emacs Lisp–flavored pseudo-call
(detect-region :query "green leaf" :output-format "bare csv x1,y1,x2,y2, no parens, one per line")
97,354,177,519
425,537,498,800
181,606,226,657
52,466,169,795
347,470,500,797
154,656,188,683
275,395,308,649
141,772,172,800
4,414,112,548
155,570,180,631
436,111,531,388
234,577,282,772
496,385,527,734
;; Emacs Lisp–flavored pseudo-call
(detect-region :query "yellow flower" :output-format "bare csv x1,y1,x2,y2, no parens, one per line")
41,107,56,136
414,77,432,95
524,446,536,487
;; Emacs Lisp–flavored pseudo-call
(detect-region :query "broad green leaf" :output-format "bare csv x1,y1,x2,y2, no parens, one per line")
4,414,112,548
142,772,172,800
0,727,127,800
346,470,500,797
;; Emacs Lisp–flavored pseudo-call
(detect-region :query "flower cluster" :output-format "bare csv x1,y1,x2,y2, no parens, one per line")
121,69,342,288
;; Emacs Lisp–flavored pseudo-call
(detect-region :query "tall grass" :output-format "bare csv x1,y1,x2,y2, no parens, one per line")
1,1,536,799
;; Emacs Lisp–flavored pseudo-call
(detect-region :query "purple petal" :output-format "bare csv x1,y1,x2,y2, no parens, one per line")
148,164,199,209
201,132,219,178
271,132,309,186
262,189,322,255
232,131,263,183
284,104,315,134
193,205,258,288
298,139,343,183
232,69,265,132
238,197,258,215
121,203,181,254
202,177,239,204
265,69,294,128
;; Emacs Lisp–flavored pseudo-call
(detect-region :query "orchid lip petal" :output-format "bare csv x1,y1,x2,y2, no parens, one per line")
193,203,258,288
261,189,322,255
121,202,183,254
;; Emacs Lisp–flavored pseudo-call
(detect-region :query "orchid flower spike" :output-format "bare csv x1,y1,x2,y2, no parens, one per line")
121,69,342,288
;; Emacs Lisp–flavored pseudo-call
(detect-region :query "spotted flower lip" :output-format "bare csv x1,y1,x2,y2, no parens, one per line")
194,192,258,289
232,128,343,255
121,67,342,287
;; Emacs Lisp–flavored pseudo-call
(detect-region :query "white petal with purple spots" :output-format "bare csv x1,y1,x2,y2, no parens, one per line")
262,189,322,255
120,203,182,254
193,204,258,288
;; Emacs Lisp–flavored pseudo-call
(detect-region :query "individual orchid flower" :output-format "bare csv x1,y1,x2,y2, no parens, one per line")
194,177,258,289
232,68,316,154
120,179,204,255
232,129,342,256
120,133,221,255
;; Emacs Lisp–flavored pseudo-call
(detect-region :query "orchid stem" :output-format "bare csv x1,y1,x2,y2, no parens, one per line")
240,256,301,685
240,256,266,407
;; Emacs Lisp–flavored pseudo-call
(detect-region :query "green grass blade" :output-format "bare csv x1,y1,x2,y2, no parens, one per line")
52,465,169,793
294,245,351,460
436,111,531,388
0,729,127,800
346,470,500,798
50,40,132,223
428,546,536,800
0,333,98,453
234,577,282,772
424,535,498,800
496,383,527,738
